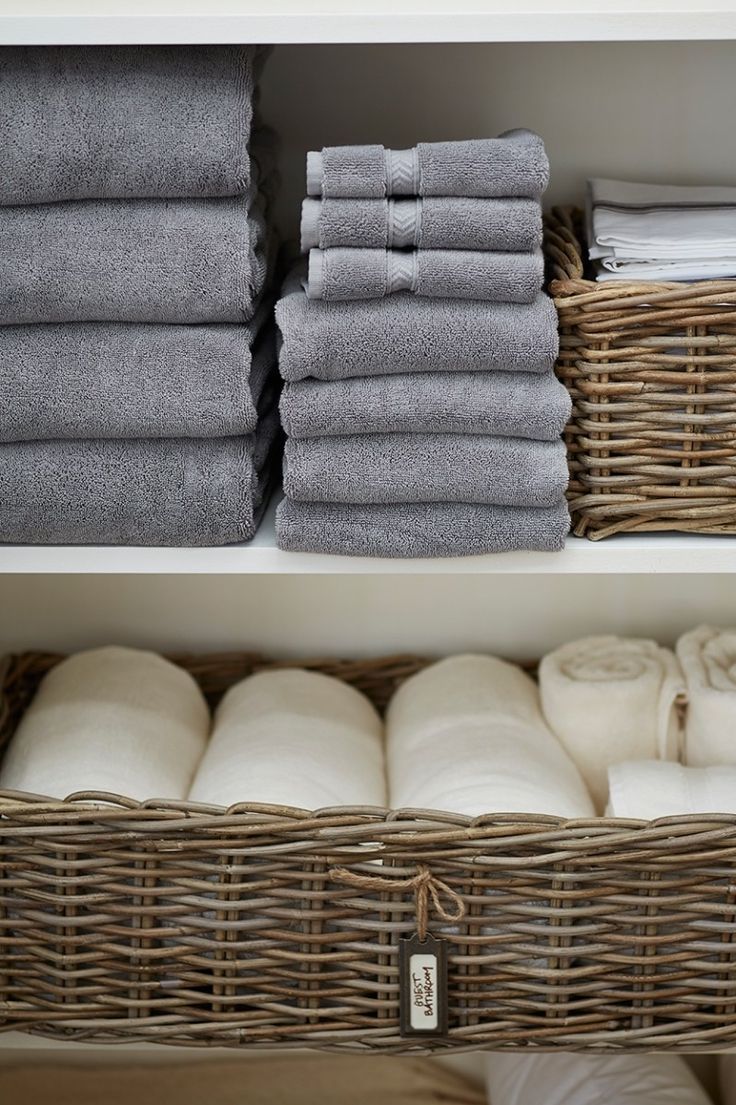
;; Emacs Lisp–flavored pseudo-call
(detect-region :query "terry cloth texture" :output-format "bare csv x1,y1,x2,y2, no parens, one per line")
306,130,549,199
276,276,559,381
0,45,263,205
283,433,568,507
300,196,543,252
0,194,269,325
279,370,570,441
276,499,570,558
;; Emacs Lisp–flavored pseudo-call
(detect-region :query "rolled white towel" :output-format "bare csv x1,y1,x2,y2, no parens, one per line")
188,668,386,809
608,760,736,819
485,1053,713,1105
538,635,684,813
0,646,209,801
386,654,595,818
677,625,736,766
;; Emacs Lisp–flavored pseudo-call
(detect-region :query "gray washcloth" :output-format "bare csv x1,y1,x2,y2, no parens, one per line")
283,434,568,508
0,317,277,442
276,499,570,558
280,370,570,441
306,130,549,199
300,196,542,252
0,412,281,546
0,194,269,325
307,247,543,303
0,46,264,205
276,274,559,380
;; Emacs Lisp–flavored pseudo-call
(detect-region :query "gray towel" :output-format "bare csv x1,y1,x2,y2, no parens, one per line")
280,370,570,441
307,247,543,303
0,46,263,205
300,196,542,252
276,275,559,381
283,434,568,508
306,130,549,199
276,499,570,558
0,410,282,546
0,195,269,325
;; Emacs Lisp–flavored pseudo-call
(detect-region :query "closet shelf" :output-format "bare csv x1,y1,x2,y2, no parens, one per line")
4,0,736,45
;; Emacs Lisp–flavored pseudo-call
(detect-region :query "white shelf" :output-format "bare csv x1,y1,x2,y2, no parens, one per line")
3,0,736,44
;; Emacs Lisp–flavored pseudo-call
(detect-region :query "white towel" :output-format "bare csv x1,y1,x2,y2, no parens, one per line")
677,625,736,766
188,668,386,809
386,654,595,818
0,646,209,801
608,760,736,819
538,635,684,814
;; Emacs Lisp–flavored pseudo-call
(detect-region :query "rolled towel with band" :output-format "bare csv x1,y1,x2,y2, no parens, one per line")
677,625,736,766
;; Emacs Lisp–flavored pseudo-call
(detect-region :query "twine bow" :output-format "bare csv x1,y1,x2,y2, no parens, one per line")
329,864,466,941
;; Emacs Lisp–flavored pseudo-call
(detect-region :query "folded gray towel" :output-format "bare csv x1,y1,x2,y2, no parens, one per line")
280,370,570,441
0,314,277,442
300,196,542,252
283,434,568,508
0,195,269,325
307,247,543,303
276,498,570,558
276,274,559,381
0,45,263,205
306,130,549,199
0,410,282,546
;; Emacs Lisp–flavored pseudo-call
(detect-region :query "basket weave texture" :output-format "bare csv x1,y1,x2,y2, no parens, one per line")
545,207,736,539
2,651,736,1052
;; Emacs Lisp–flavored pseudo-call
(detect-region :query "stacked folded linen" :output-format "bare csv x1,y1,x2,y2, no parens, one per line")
276,132,569,558
0,46,281,546
587,178,736,281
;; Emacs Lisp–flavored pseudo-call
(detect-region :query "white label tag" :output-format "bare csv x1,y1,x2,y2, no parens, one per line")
409,953,439,1030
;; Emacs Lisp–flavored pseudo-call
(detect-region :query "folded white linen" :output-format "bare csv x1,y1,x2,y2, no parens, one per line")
595,257,736,281
538,636,684,813
677,625,736,766
607,760,736,819
386,654,594,818
0,646,209,801
188,668,386,809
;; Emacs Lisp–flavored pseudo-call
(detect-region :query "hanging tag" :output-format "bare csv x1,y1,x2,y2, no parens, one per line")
399,932,448,1037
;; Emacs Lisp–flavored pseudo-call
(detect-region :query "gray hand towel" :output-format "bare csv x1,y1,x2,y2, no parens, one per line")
307,247,543,303
306,130,549,199
300,196,542,252
283,434,568,508
276,275,559,381
0,195,269,325
276,499,570,558
0,45,264,205
0,317,277,442
280,370,570,441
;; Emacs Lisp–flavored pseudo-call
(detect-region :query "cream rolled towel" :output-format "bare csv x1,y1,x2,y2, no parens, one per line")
0,646,209,801
538,636,684,814
608,760,736,819
188,669,386,809
677,625,736,766
386,654,594,818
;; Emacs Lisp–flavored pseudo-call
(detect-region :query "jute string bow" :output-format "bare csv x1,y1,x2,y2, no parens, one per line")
330,864,466,941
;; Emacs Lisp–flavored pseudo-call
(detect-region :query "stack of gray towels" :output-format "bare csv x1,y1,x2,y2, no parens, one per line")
0,45,280,546
275,130,571,558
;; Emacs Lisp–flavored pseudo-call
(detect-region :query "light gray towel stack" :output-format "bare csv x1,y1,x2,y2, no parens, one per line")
276,129,569,559
0,45,281,547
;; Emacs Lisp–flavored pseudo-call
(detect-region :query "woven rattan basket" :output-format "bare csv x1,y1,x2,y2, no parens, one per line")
2,650,736,1053
545,206,736,540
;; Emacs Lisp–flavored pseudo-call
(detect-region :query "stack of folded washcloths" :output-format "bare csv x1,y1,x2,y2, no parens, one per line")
275,130,571,557
0,45,281,546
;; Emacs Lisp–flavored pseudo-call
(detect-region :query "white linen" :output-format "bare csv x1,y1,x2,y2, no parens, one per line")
677,625,736,766
608,760,736,819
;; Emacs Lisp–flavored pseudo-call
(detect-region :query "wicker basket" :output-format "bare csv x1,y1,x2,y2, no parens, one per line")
2,650,736,1053
545,207,736,540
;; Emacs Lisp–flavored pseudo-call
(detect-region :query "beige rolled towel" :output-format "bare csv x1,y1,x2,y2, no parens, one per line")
677,625,736,765
0,646,209,801
188,668,386,808
538,636,684,813
608,760,736,818
386,654,595,818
